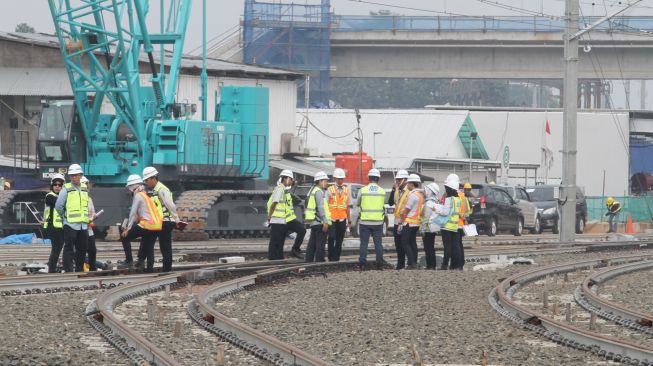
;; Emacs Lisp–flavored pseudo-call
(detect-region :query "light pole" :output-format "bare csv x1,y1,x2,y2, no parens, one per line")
373,131,382,166
469,132,477,183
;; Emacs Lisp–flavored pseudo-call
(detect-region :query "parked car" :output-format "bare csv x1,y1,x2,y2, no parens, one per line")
525,185,588,234
467,184,524,236
503,186,542,234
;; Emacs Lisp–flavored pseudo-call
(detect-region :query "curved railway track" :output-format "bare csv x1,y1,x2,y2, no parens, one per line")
575,259,653,336
489,254,653,364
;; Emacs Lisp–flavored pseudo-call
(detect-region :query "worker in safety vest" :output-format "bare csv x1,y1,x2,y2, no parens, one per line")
387,169,409,269
142,166,179,273
397,174,424,269
266,170,295,260
81,176,99,271
55,164,90,272
327,168,350,262
456,182,472,270
305,171,331,262
120,174,162,272
356,169,386,271
421,182,440,270
435,174,463,270
44,173,65,273
606,197,622,233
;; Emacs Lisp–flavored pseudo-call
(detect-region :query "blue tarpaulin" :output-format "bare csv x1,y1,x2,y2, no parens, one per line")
0,233,50,245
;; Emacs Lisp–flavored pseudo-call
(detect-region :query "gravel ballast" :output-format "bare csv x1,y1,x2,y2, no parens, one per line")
603,266,653,315
113,289,265,365
217,262,616,365
0,291,128,365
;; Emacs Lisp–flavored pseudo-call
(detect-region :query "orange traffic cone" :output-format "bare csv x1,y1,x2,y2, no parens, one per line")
626,214,635,234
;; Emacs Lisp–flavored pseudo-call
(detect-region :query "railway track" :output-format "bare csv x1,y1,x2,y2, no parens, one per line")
575,259,653,336
489,253,653,365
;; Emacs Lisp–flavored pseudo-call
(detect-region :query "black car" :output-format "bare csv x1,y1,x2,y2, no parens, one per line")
468,184,524,236
525,185,588,234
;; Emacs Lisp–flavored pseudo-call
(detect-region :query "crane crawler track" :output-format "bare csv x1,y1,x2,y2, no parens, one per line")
174,190,271,241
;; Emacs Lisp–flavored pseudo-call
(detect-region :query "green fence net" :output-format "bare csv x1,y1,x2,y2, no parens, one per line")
587,196,653,223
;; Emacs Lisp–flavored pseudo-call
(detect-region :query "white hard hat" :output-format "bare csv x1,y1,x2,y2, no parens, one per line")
425,182,440,197
142,166,158,180
368,168,381,178
444,173,460,190
314,171,329,182
68,164,83,175
126,174,143,187
407,174,421,183
280,169,294,179
333,168,346,179
50,173,65,184
396,169,409,179
80,176,90,184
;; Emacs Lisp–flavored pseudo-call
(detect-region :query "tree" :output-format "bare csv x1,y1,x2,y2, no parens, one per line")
15,23,35,33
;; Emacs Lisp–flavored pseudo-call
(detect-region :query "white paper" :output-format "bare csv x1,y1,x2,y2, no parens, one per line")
463,224,478,237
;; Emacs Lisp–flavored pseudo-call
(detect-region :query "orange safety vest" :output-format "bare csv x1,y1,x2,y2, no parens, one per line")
404,190,424,225
457,191,469,226
137,191,163,231
394,188,408,219
327,185,349,221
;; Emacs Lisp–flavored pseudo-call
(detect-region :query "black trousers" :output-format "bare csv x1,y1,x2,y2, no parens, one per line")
327,220,347,261
441,229,462,270
422,232,437,269
400,226,419,267
393,224,406,269
87,235,97,271
63,225,88,272
306,225,327,262
123,225,158,272
457,228,466,270
155,221,175,272
268,223,287,260
46,227,64,273
287,219,307,252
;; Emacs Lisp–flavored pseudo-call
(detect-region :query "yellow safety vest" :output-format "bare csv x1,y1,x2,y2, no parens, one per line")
394,188,408,219
360,184,386,222
137,191,163,231
43,192,62,229
305,186,331,224
404,190,424,226
63,182,89,224
285,190,296,222
267,184,288,219
151,182,173,220
443,196,462,232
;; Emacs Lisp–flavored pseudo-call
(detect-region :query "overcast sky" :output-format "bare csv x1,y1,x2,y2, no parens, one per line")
1,0,649,53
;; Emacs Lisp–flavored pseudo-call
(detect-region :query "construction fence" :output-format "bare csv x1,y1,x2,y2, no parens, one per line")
586,196,653,223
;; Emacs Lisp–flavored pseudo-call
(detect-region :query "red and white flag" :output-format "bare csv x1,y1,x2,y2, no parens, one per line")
541,118,554,181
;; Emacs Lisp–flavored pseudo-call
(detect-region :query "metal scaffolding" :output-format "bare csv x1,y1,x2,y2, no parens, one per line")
243,0,331,107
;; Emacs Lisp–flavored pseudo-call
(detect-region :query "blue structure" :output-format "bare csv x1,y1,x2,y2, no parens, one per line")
243,0,331,107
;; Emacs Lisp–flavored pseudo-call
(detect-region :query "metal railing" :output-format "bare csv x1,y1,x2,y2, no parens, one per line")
332,15,653,34
13,130,34,174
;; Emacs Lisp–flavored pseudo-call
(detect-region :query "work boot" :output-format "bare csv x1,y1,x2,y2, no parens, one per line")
291,249,304,260
117,260,133,269
375,263,384,271
134,260,144,270
358,263,365,271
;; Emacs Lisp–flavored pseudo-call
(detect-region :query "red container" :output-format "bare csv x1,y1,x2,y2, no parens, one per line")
335,152,373,184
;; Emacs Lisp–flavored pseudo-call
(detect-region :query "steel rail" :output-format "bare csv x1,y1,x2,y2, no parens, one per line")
192,261,358,366
489,253,653,364
87,259,309,365
576,259,653,335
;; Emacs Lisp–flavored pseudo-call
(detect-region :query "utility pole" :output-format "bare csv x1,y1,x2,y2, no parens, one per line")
560,0,579,243
560,0,641,242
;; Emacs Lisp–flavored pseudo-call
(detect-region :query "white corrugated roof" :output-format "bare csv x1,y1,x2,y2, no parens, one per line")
298,109,470,169
0,68,72,96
